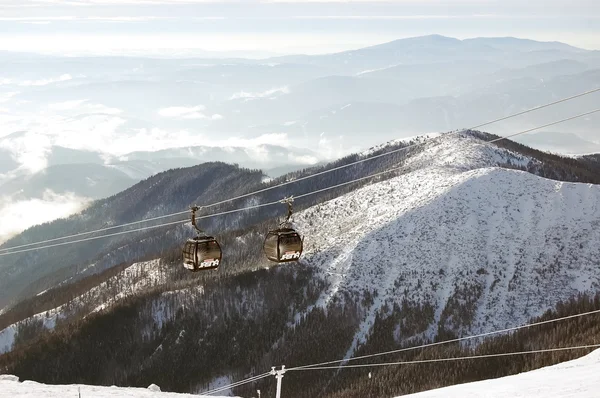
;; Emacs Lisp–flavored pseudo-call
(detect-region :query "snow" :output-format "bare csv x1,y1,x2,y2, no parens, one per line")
359,133,442,157
0,376,233,397
399,348,600,397
147,384,161,392
292,133,600,354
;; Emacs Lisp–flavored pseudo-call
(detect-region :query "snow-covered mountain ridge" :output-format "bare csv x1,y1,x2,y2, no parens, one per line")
292,133,600,347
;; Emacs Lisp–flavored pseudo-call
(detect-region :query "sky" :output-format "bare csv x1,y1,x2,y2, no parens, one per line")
0,0,599,56
0,0,599,243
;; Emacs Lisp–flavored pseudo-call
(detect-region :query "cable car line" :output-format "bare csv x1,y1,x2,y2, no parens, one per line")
196,304,600,392
198,343,600,395
0,219,188,257
288,344,600,371
2,87,599,254
286,308,600,371
0,209,190,253
487,108,600,144
0,107,598,259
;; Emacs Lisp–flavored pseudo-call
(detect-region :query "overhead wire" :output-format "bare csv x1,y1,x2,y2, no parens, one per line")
1,107,599,257
2,87,599,254
196,310,600,389
0,210,190,253
488,108,600,143
0,219,188,257
287,308,600,371
289,344,600,371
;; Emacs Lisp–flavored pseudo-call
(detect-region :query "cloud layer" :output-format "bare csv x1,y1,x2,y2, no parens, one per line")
0,190,91,244
158,105,210,119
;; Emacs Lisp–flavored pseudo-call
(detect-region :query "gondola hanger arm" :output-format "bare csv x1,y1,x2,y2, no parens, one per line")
190,205,204,235
279,196,294,225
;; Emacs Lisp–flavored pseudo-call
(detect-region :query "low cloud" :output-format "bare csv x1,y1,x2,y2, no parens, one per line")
0,92,19,103
119,129,291,153
47,100,120,114
20,74,73,87
0,190,91,245
46,99,89,111
1,75,83,87
158,105,206,119
0,99,127,173
287,154,320,164
229,86,290,101
158,105,222,120
0,132,52,173
215,132,291,148
317,132,353,160
290,14,498,20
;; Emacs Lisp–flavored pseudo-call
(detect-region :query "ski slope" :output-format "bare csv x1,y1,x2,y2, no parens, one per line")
400,348,600,397
0,376,233,397
293,133,600,350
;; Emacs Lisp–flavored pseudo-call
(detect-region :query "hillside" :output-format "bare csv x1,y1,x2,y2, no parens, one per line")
1,132,600,397
0,132,433,308
0,259,167,355
0,162,265,307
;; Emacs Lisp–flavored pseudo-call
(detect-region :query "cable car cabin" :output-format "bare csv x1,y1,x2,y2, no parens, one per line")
263,228,303,263
182,236,222,271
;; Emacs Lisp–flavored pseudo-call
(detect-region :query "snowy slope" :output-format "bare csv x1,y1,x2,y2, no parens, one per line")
0,376,233,398
292,133,600,350
399,348,600,397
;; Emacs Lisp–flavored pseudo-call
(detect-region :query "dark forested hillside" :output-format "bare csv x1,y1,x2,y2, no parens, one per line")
579,153,600,167
1,275,598,398
468,130,600,184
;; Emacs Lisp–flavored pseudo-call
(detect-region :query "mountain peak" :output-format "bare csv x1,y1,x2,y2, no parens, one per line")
359,34,462,52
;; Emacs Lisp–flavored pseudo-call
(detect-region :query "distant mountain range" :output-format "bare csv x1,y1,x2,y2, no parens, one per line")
0,33,598,247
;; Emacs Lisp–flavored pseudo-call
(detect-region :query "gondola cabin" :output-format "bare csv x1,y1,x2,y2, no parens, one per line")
263,228,303,263
183,236,222,271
